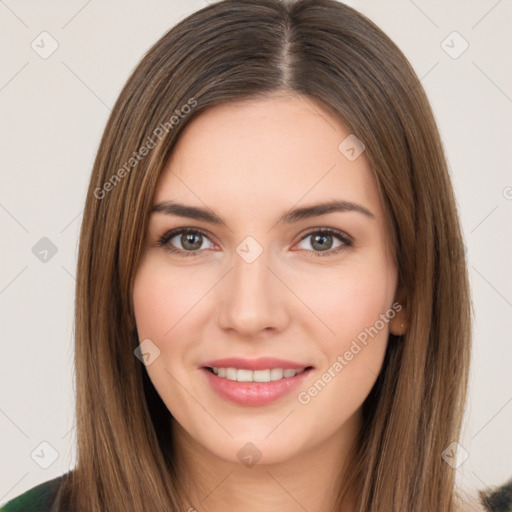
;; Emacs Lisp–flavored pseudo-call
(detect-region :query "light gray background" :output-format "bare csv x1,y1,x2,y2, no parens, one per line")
1,0,511,504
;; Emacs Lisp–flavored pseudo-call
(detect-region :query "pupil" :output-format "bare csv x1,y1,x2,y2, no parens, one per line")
312,234,331,251
183,233,201,250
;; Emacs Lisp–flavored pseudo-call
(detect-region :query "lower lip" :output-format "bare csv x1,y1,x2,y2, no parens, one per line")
201,367,313,406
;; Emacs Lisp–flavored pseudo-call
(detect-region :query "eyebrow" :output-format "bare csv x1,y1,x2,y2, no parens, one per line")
150,199,375,226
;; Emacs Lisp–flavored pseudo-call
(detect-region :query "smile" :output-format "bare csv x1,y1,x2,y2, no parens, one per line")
206,367,307,382
200,358,314,406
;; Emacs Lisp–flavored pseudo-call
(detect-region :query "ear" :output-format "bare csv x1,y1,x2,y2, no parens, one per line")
389,284,408,336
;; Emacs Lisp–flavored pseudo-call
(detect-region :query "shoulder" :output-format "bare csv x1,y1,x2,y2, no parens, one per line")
0,472,71,512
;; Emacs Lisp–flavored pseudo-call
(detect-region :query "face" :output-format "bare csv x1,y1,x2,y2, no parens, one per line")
133,93,406,466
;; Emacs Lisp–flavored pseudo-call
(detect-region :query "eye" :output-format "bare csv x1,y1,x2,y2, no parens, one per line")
295,228,353,257
157,227,353,258
157,228,215,257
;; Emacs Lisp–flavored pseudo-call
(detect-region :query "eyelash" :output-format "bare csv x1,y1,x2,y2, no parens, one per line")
156,227,353,258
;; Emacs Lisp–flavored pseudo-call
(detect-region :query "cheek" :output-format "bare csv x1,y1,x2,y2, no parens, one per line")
133,270,169,342
133,258,204,342
295,254,396,406
132,259,195,398
132,260,202,414
298,256,396,344
132,257,217,397
294,265,394,424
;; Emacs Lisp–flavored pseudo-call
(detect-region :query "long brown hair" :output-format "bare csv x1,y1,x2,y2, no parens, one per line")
56,0,472,510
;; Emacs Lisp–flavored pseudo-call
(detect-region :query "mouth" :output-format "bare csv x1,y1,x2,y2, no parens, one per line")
200,358,314,406
204,366,312,382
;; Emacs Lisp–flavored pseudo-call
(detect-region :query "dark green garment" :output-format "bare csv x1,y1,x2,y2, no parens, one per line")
480,479,512,512
0,473,68,512
1,472,510,511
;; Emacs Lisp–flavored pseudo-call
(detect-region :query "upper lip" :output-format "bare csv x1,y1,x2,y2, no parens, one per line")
201,357,313,371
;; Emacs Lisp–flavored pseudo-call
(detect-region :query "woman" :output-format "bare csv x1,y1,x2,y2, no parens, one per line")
0,0,492,510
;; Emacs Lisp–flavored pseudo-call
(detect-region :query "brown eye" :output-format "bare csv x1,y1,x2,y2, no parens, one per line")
178,232,203,251
158,228,214,257
296,228,353,257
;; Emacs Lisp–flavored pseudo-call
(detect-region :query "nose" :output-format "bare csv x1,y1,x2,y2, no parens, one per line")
216,247,289,338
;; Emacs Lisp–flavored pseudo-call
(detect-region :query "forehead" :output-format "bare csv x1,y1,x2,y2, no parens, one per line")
154,94,382,223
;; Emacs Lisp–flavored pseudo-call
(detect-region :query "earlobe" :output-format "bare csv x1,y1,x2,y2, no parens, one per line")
390,317,407,336
390,286,408,336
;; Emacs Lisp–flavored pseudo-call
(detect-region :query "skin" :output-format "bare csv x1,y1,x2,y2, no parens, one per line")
133,92,408,511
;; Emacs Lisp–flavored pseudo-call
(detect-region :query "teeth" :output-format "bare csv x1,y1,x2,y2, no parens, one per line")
270,368,284,381
225,367,237,380
254,369,270,382
211,367,305,383
237,369,253,382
